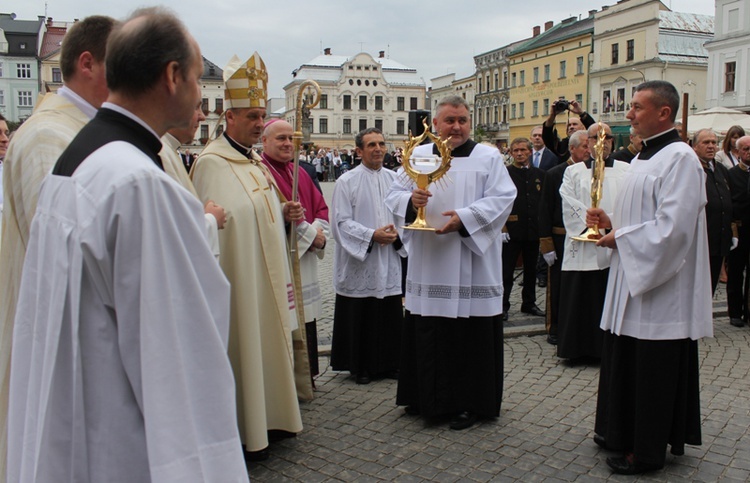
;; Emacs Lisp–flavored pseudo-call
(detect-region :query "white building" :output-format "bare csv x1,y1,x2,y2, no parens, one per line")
428,73,475,129
283,48,426,150
0,14,44,122
705,0,749,111
590,0,713,132
196,56,224,145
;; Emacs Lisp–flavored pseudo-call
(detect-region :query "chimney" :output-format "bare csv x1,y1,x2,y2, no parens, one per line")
533,25,541,37
46,17,53,28
545,21,553,31
589,9,597,17
379,50,385,58
324,47,331,55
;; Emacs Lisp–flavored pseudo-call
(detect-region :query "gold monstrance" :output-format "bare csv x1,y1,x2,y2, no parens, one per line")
401,120,453,231
572,122,607,242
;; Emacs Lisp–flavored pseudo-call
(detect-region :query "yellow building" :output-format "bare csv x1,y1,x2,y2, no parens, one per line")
508,15,594,142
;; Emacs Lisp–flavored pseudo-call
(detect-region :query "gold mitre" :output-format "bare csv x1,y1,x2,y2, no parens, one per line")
223,52,268,109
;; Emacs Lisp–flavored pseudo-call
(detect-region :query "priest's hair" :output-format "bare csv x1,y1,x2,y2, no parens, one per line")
355,127,383,149
634,80,680,122
435,95,470,118
60,15,117,82
569,130,588,149
106,7,193,97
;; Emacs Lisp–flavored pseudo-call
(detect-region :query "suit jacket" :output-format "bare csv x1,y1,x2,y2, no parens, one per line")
703,160,733,257
542,111,596,161
534,148,560,171
504,164,545,241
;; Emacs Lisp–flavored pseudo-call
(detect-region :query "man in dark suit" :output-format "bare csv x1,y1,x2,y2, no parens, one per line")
531,126,560,171
693,129,734,295
502,137,546,321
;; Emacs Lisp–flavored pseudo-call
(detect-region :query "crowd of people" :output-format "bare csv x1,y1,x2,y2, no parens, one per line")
0,7,734,479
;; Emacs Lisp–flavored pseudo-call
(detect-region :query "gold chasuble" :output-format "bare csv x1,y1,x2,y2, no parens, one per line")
191,135,303,452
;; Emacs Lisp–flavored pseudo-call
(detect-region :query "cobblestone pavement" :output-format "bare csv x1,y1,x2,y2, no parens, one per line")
249,181,748,481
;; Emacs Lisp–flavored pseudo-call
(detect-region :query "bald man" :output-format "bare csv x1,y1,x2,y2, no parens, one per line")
260,119,329,378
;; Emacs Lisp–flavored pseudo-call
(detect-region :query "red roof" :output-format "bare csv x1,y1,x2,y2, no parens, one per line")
40,26,67,58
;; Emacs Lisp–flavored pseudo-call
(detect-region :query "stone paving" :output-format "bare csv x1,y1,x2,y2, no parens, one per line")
249,181,750,481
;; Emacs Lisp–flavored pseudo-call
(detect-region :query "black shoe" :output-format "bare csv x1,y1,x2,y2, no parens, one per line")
730,317,745,327
537,279,547,288
449,411,477,430
244,447,269,462
404,405,421,416
546,334,558,345
521,304,546,317
593,433,607,449
606,453,662,475
356,372,371,385
501,312,509,322
268,429,297,443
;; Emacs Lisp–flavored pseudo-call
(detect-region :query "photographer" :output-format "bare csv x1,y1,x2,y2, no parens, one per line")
543,99,595,161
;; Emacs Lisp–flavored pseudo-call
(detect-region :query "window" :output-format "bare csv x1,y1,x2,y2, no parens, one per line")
359,119,367,131
603,90,612,113
343,95,352,110
543,64,550,82
559,60,566,78
320,94,328,109
576,94,583,105
494,73,499,90
511,72,517,88
18,90,33,107
52,67,62,83
576,56,584,75
477,76,482,94
397,119,405,135
511,104,516,119
17,63,31,79
375,95,383,110
397,97,405,111
543,99,550,115
519,102,525,118
359,95,367,110
375,119,383,130
0,62,3,77
503,71,508,88
486,75,490,92
19,42,27,50
215,98,223,113
319,118,328,134
725,62,736,92
533,67,539,84
201,98,209,113
611,43,619,65
343,118,351,134
493,106,498,123
0,90,4,105
200,125,209,140
532,100,538,117
410,97,418,110
520,70,525,86
616,88,625,112
626,39,634,62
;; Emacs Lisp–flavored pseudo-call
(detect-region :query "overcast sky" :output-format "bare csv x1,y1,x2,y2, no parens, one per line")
9,0,714,98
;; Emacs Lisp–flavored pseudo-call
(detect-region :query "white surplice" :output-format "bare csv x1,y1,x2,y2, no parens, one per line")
560,159,630,271
8,142,247,482
385,142,516,318
601,141,713,340
332,164,406,298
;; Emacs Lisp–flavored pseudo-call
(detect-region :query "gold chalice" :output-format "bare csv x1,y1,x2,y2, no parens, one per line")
401,120,453,231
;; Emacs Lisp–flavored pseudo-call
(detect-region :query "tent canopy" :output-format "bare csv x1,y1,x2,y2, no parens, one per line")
686,107,750,136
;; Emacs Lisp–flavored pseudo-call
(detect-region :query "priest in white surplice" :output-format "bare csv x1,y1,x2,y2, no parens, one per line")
7,9,247,482
160,105,225,259
0,16,117,482
331,128,405,385
557,122,629,361
190,53,303,462
386,95,516,431
587,81,713,476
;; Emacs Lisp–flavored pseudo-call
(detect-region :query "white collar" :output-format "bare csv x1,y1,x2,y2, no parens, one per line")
57,86,97,120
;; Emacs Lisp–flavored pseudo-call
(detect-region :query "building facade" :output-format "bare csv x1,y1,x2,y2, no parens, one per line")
473,42,520,147
283,48,426,151
0,14,44,122
590,0,713,132
705,0,749,111
428,73,475,131
507,16,594,142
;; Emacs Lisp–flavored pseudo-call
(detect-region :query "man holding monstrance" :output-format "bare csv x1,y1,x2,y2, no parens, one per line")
385,95,516,430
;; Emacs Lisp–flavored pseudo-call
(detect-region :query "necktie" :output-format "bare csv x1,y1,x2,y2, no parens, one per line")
533,151,540,168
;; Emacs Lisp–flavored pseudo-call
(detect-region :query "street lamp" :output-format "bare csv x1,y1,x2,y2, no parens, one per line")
631,68,646,83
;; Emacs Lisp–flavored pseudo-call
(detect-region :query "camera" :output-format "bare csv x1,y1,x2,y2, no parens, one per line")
553,99,570,114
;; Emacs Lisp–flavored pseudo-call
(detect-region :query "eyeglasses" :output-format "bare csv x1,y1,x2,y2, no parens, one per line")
589,135,614,140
